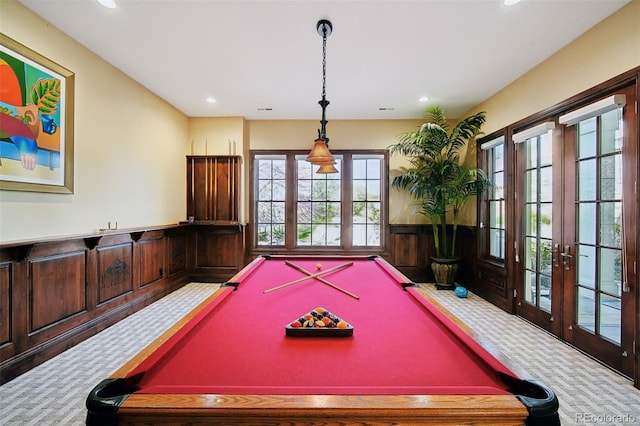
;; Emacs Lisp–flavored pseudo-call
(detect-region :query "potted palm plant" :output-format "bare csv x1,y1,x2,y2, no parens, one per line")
390,106,491,289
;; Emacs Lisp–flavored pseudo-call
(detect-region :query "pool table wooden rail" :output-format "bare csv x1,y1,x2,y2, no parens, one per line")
112,392,530,425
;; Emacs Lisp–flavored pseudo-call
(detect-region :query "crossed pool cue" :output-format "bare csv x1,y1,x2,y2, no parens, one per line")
263,261,359,299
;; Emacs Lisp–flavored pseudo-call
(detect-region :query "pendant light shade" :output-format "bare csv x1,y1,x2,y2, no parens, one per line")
305,19,338,173
316,162,339,174
306,139,335,165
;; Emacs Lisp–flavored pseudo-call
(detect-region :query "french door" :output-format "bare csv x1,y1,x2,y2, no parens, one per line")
515,84,637,377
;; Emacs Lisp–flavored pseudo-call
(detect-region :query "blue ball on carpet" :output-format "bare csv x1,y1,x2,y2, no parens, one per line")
455,286,468,298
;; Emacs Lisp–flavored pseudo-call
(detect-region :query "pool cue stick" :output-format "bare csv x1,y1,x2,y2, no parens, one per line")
263,262,353,294
285,260,359,300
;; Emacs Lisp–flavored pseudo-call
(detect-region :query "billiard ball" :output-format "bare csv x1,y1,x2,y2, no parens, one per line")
316,263,322,270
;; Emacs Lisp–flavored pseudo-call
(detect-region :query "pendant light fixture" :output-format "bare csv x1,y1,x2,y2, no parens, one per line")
305,19,338,174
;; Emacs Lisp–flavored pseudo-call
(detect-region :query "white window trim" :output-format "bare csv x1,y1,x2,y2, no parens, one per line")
480,135,505,151
559,94,626,126
512,122,556,144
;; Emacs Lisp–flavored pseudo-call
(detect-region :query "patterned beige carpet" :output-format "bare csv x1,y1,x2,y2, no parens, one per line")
1,282,639,425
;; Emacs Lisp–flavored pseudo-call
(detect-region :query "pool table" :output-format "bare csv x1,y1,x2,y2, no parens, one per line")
86,255,558,425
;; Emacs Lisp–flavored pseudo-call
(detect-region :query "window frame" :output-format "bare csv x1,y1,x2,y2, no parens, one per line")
477,132,509,266
249,149,389,256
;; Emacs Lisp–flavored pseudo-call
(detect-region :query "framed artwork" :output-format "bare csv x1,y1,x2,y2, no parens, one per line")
0,33,74,193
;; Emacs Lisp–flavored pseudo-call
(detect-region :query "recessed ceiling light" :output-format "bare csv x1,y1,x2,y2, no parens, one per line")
378,107,395,111
419,96,430,103
97,0,117,8
504,0,521,5
206,97,217,104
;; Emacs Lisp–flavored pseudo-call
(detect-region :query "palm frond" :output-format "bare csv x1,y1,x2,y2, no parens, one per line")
388,105,491,259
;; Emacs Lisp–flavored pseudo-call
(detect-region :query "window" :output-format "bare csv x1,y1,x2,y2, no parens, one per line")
296,156,342,246
479,136,506,261
252,150,387,252
351,156,382,246
256,156,286,245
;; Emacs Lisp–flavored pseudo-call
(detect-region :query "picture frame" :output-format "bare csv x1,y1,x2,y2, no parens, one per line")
0,33,74,193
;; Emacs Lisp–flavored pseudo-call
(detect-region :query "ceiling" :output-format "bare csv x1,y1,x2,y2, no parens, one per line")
19,0,629,120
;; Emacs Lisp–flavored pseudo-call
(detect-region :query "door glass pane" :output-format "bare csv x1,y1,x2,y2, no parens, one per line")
599,247,622,297
600,201,621,248
577,159,597,201
525,237,537,271
577,117,597,159
539,203,552,239
540,274,551,312
539,132,553,166
524,204,537,236
539,166,553,202
600,154,621,200
526,138,537,168
524,269,536,304
525,170,537,202
539,239,552,275
490,229,504,258
599,294,621,344
493,170,504,199
577,203,596,245
540,167,553,201
577,287,596,333
600,108,623,154
577,244,596,289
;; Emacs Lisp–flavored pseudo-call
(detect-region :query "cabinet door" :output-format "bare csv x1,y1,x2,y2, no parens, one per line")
187,156,240,221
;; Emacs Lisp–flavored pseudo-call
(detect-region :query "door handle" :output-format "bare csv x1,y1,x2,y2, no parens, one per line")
552,243,560,268
560,245,572,270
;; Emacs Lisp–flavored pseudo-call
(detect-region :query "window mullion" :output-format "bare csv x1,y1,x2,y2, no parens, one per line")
285,154,297,248
342,153,352,250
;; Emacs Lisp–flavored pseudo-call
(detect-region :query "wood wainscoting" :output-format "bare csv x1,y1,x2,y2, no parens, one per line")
389,224,477,287
0,223,246,385
389,224,512,314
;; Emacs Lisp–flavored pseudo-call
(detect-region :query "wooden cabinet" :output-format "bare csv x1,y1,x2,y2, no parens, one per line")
190,224,246,282
187,156,240,221
185,155,246,281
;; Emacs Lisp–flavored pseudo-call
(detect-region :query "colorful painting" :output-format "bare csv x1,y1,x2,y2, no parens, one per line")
0,33,74,193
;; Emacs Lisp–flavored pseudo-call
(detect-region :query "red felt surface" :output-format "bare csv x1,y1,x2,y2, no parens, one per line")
128,256,517,395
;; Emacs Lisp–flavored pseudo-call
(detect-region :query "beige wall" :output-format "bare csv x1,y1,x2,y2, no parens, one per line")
2,0,638,242
0,0,190,242
469,0,640,134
